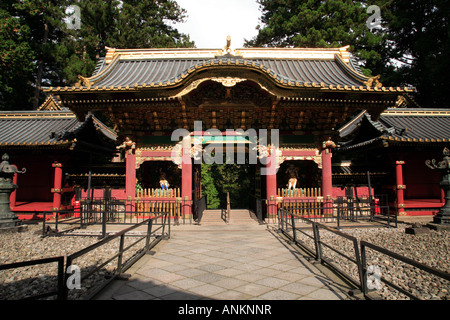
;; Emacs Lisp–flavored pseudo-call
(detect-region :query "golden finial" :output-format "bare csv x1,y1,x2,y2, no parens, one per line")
225,35,231,53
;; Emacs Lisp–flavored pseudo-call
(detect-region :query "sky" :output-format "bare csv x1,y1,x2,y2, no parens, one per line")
173,0,262,49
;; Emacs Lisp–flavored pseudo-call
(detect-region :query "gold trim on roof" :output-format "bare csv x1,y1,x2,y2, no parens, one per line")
381,109,450,116
0,140,74,147
44,45,415,95
38,95,63,111
0,112,76,119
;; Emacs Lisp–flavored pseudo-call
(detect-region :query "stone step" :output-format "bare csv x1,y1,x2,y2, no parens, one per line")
200,209,259,225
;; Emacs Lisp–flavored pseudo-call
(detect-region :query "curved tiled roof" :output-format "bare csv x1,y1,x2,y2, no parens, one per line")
45,46,414,94
338,109,450,150
0,112,80,146
0,111,117,147
89,56,364,89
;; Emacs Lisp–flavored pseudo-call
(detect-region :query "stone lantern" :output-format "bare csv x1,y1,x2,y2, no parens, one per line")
0,153,26,229
426,147,450,230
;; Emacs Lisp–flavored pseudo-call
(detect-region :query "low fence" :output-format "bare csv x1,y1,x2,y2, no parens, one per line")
41,197,191,237
360,241,450,299
278,209,363,291
279,198,332,221
249,195,265,223
279,195,396,228
278,208,450,300
0,213,170,300
194,196,207,223
0,256,65,300
221,192,231,223
136,187,180,198
278,187,321,198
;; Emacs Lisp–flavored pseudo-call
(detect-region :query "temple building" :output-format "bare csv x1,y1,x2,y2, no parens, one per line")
5,41,444,221
40,42,417,220
336,108,450,216
0,98,118,218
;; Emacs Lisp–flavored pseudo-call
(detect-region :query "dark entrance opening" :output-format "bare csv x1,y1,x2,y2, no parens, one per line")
200,163,258,209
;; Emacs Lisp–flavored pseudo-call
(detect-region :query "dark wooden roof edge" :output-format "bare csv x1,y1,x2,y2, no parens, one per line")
337,108,450,151
0,110,117,148
43,46,415,95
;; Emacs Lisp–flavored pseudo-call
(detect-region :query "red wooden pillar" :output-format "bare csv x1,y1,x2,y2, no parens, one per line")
396,160,406,215
321,148,333,214
265,146,278,218
9,171,18,208
266,173,277,218
125,149,136,201
52,162,63,215
181,144,192,218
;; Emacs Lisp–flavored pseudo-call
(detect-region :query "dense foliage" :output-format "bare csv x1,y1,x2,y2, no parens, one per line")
0,0,194,110
201,163,253,209
246,0,450,108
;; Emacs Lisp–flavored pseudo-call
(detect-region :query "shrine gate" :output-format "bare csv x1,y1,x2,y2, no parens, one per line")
46,42,413,221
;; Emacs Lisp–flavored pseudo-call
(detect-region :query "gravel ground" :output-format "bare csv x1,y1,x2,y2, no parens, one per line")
1,222,449,300
292,222,450,300
0,225,144,300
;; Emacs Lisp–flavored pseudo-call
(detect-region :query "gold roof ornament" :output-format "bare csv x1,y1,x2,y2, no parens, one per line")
365,75,383,88
225,35,231,53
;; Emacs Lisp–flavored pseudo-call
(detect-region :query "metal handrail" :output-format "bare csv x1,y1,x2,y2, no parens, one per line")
360,240,450,299
221,192,231,223
278,208,450,300
278,209,363,290
0,256,65,300
62,212,170,299
1,212,170,300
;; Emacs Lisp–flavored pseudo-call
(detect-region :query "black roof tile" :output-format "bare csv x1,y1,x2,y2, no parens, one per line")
338,109,450,150
0,111,116,147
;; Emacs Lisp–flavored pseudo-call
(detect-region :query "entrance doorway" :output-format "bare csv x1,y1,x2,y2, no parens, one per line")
200,163,258,209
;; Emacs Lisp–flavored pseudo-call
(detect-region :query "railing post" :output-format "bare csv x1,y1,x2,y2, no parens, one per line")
56,256,65,300
101,210,107,239
42,212,46,236
360,242,368,296
167,212,171,239
55,212,59,233
337,199,341,230
117,234,125,276
277,209,281,230
145,219,153,252
353,239,365,294
291,214,297,242
62,256,72,300
285,210,289,231
227,192,230,223
161,212,167,238
312,222,322,262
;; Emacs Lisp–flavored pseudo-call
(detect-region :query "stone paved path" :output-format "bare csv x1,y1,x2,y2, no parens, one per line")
95,220,356,300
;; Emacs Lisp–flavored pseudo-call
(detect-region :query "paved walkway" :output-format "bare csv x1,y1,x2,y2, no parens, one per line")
95,220,357,300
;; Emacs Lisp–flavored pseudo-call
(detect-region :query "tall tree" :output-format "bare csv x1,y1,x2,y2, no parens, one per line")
61,0,195,85
0,0,194,111
382,1,450,107
245,0,387,77
0,0,70,110
246,0,450,107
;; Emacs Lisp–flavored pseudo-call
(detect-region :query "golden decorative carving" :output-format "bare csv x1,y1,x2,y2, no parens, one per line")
365,75,383,88
211,77,246,87
117,137,136,154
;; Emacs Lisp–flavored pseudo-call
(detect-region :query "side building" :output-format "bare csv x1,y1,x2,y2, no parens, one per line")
0,99,119,219
336,108,450,216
